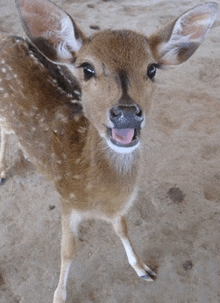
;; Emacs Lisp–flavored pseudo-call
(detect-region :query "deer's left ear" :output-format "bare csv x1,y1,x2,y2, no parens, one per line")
16,0,86,64
148,3,218,66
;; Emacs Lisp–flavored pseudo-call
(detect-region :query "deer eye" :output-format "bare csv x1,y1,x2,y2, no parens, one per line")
81,63,95,80
147,64,157,80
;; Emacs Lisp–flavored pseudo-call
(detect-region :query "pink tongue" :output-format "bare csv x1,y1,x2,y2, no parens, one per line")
112,128,134,144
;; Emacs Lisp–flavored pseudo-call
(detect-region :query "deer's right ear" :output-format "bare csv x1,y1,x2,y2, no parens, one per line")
16,0,86,64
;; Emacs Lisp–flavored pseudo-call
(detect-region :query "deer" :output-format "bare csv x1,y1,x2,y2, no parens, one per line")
0,0,218,302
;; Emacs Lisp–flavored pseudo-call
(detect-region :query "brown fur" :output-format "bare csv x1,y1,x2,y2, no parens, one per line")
0,1,217,302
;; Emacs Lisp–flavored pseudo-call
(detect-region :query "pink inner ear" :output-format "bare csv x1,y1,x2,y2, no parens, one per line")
26,17,49,37
20,0,64,38
182,12,210,40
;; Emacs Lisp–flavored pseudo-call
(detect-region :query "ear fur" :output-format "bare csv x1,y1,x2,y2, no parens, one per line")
16,0,86,64
148,3,218,65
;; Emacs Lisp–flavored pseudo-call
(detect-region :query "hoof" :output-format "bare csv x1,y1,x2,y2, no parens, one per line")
141,270,156,282
148,270,157,277
0,178,6,185
141,274,154,282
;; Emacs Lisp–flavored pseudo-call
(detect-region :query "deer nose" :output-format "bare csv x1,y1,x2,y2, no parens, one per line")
109,104,144,129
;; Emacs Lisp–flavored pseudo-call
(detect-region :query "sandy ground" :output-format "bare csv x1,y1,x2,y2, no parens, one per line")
0,0,220,302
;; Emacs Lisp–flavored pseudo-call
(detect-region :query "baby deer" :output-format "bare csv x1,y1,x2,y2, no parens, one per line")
0,0,218,302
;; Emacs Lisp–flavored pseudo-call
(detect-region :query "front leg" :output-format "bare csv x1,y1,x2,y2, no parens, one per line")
112,216,156,281
53,213,80,303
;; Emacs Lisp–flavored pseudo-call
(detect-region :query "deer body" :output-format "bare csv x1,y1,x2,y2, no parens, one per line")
0,34,141,216
0,1,218,302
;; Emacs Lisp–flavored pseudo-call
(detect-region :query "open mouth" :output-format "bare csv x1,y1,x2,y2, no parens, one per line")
108,128,140,148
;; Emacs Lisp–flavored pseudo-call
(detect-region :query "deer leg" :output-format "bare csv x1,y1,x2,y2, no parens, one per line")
53,213,80,303
0,127,7,184
112,216,156,281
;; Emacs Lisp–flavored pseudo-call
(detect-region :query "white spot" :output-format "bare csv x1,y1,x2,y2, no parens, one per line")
73,175,81,179
69,193,75,199
1,59,5,64
78,126,86,133
69,99,78,104
0,87,4,91
73,114,80,122
30,54,41,65
66,93,73,98
55,111,68,123
3,93,8,98
57,160,62,164
86,183,93,189
39,62,45,69
1,68,6,73
14,74,17,78
57,66,64,75
57,86,65,94
75,158,80,164
74,90,81,96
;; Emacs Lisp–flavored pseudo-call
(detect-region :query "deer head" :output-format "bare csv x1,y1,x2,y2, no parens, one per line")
16,0,218,154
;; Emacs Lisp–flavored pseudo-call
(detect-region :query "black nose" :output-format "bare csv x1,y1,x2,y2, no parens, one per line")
109,104,144,129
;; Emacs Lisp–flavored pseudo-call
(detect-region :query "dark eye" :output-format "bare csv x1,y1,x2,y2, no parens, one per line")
81,63,95,80
147,64,157,80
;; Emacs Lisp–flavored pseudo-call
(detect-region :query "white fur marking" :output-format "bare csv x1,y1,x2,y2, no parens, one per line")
121,238,137,267
69,193,75,199
56,16,82,60
106,138,140,154
62,262,71,301
75,158,80,164
70,211,82,234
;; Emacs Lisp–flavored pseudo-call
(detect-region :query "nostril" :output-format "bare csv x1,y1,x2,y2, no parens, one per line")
136,108,143,117
134,105,143,119
110,107,122,118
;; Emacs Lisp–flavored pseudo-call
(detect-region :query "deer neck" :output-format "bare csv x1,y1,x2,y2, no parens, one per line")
83,123,141,184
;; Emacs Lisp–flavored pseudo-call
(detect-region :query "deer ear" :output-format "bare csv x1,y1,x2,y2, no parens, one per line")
16,0,86,64
148,3,218,66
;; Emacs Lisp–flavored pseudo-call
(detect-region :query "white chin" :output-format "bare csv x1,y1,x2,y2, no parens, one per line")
106,139,140,154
